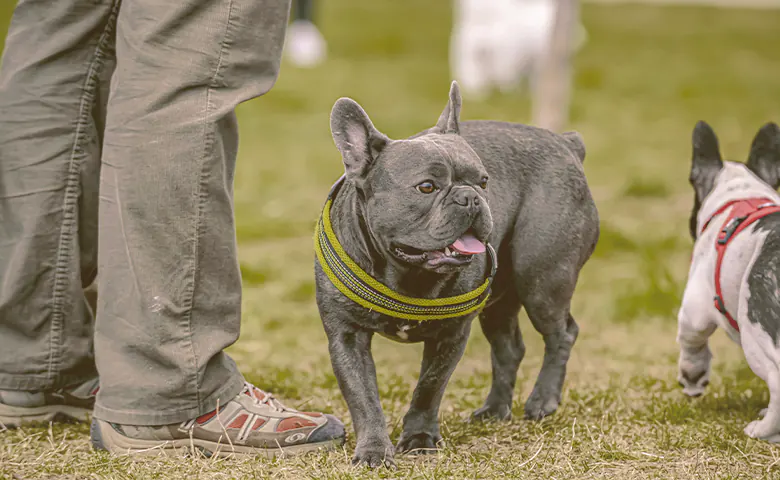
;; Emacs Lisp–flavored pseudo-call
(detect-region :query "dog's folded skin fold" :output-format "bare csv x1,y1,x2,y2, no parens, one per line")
316,81,599,467
679,120,780,443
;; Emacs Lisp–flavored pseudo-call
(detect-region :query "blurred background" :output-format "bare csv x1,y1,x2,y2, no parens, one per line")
2,0,780,475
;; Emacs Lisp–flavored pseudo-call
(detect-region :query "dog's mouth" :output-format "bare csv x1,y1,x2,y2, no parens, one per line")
393,231,486,268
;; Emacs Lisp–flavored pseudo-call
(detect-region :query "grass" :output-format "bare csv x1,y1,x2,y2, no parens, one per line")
2,1,780,478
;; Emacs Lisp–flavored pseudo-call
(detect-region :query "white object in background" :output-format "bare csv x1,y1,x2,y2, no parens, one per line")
285,20,327,68
451,0,586,99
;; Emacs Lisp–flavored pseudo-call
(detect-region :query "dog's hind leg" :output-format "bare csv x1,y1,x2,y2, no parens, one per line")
520,272,579,420
472,289,524,421
741,267,780,442
737,238,780,442
742,327,780,443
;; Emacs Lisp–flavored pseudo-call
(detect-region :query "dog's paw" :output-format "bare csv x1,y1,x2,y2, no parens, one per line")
677,373,709,398
524,389,560,420
744,420,763,438
680,386,706,398
396,432,443,455
744,420,780,443
471,403,512,422
677,355,711,398
352,444,396,469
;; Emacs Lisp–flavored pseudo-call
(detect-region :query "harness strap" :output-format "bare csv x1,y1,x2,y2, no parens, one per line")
705,197,780,332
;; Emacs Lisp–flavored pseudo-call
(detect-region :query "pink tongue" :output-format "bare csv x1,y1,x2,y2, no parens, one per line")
451,233,486,255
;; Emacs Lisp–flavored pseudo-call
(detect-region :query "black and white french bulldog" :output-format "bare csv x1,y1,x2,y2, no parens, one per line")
314,81,599,467
678,120,780,442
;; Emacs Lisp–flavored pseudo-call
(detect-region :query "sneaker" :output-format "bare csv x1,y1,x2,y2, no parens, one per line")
0,377,99,429
91,382,345,458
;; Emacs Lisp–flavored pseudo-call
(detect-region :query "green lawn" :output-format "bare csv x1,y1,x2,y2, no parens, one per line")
3,1,780,478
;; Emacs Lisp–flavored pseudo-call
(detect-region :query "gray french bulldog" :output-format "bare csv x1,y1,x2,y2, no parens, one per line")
315,81,599,467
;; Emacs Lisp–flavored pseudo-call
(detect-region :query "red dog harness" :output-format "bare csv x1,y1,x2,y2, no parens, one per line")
700,197,780,332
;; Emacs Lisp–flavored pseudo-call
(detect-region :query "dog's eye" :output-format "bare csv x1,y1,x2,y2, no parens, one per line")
480,177,489,190
416,181,436,194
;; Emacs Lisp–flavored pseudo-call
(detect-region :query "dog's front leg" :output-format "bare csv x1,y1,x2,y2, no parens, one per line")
677,291,717,397
396,319,472,455
325,325,395,468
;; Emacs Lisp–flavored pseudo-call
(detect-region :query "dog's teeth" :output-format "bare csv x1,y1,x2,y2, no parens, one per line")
444,247,452,257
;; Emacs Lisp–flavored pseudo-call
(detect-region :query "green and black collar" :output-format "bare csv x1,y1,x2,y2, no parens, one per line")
314,176,497,321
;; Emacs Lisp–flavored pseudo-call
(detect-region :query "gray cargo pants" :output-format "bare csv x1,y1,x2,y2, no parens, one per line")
0,0,291,425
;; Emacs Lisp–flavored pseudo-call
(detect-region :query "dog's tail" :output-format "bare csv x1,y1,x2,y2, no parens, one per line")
562,131,586,164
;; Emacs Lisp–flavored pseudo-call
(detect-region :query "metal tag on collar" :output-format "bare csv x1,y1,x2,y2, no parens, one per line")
477,243,499,301
486,244,498,280
717,215,747,245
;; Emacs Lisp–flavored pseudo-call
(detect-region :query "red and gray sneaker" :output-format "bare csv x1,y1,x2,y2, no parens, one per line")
0,377,99,429
91,382,345,458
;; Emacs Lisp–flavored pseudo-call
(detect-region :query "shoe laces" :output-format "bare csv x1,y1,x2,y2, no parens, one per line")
242,382,288,413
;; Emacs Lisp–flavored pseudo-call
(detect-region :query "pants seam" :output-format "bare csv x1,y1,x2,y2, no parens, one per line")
181,0,237,409
46,0,121,383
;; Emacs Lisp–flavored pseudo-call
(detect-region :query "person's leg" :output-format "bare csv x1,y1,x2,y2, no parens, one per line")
89,0,343,456
0,0,116,427
94,0,292,425
91,0,344,452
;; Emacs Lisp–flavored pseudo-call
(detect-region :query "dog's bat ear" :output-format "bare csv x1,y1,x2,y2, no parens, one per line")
692,120,722,166
690,120,723,201
330,97,391,181
562,131,586,163
433,81,462,135
746,122,780,190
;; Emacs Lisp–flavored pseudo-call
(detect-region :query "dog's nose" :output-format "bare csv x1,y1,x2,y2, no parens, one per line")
452,187,480,210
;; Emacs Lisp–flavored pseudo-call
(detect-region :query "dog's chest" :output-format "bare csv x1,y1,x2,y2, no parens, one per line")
379,323,420,343
372,315,469,343
377,320,440,343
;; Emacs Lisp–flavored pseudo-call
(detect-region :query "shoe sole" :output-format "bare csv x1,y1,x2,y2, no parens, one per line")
92,419,344,459
0,404,92,429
